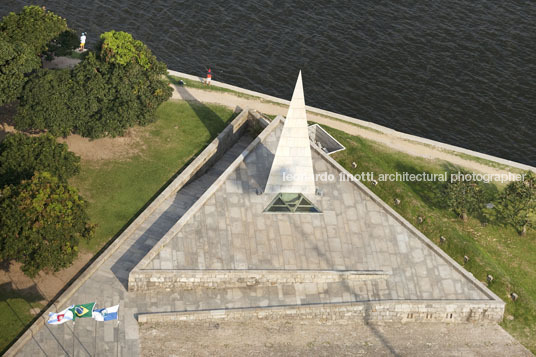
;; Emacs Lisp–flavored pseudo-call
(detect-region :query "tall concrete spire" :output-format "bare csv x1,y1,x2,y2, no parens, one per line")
265,71,316,194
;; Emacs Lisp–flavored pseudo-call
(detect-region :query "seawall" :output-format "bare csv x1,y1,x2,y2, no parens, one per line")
168,69,535,173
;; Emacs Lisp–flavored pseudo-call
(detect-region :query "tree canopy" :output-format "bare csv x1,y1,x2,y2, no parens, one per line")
99,30,153,69
0,6,68,105
0,38,40,106
15,31,172,138
14,69,76,136
0,172,94,277
0,5,67,53
0,133,80,187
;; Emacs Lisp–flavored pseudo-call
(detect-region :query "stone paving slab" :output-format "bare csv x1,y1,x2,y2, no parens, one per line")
13,115,505,357
13,136,253,356
142,123,490,302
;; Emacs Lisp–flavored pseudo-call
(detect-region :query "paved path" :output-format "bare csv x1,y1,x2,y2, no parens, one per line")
17,136,252,356
171,84,524,178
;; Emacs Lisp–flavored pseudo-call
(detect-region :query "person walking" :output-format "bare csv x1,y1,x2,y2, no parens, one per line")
80,32,87,51
205,68,212,85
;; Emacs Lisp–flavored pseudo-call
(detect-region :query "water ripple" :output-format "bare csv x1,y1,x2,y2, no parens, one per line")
1,0,534,165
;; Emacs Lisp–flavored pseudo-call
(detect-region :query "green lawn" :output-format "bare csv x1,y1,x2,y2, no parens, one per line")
0,100,236,353
328,125,536,353
72,100,237,251
0,290,43,353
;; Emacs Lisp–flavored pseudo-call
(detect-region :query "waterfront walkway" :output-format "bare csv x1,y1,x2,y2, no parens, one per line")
169,75,535,177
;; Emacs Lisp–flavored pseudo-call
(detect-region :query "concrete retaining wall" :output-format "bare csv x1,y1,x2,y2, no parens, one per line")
189,109,254,182
128,269,389,291
137,300,505,324
308,124,346,155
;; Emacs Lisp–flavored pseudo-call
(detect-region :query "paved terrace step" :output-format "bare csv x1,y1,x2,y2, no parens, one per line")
129,269,391,291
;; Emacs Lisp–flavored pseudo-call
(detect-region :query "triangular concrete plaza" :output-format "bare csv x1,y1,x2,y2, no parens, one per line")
9,73,505,356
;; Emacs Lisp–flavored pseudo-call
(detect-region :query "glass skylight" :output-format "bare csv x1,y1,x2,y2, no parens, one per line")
264,193,321,213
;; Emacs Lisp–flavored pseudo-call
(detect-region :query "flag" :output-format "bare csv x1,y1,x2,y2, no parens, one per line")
47,305,74,325
92,304,119,322
71,302,95,320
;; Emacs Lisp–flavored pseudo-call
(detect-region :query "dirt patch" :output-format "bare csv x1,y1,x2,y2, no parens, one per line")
140,319,532,356
29,307,41,315
1,105,145,162
42,56,81,70
57,127,145,161
0,251,93,303
0,103,18,143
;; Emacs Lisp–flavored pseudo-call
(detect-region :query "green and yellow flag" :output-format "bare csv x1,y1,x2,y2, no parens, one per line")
70,303,95,320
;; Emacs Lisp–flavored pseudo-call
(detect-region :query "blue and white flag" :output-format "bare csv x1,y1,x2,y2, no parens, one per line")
92,305,119,321
47,305,74,325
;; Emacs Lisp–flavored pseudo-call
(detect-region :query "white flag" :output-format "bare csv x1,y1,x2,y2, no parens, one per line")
47,305,74,325
92,304,119,321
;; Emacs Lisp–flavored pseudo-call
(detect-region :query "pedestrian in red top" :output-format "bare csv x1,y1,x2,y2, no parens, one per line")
204,68,212,85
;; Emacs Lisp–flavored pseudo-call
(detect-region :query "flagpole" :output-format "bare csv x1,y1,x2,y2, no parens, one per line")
72,319,76,357
94,300,97,357
94,316,97,357
116,320,119,357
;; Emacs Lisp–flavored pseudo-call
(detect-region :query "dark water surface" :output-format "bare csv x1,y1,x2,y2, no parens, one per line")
2,1,535,165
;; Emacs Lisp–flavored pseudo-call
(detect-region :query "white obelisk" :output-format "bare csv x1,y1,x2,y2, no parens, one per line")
265,71,315,194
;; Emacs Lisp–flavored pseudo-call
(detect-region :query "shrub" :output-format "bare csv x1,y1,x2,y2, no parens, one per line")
0,133,80,187
489,171,536,235
0,172,94,277
444,171,485,221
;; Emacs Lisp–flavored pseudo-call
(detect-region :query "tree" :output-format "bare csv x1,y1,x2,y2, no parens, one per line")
0,37,40,105
15,31,172,138
0,6,67,106
0,6,72,105
14,68,76,136
490,172,536,235
76,30,172,137
99,30,153,69
444,171,484,221
0,5,67,53
0,133,80,187
0,172,94,277
46,29,79,57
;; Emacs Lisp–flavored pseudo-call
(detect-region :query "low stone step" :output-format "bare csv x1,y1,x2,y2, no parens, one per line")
128,269,390,291
137,299,504,324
